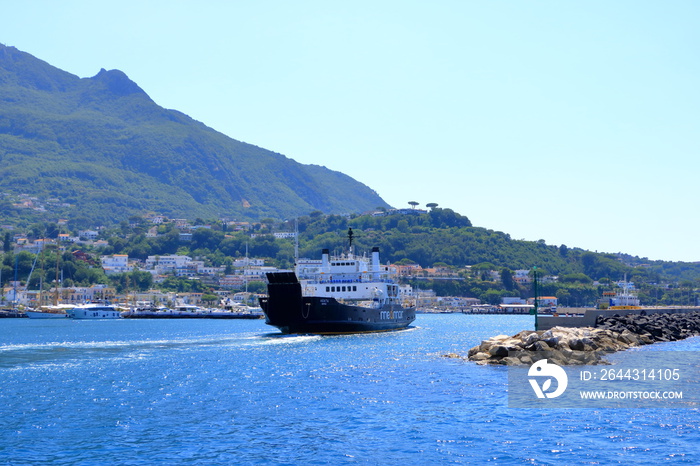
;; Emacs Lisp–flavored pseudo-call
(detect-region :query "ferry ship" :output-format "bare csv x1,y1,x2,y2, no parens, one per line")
260,239,416,334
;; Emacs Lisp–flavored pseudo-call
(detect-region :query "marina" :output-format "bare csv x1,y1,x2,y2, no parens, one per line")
9,301,265,320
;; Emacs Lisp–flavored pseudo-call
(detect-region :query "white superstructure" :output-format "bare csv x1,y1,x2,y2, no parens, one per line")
295,247,405,309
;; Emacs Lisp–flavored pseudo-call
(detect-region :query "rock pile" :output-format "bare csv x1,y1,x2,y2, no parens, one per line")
462,326,640,366
596,311,700,343
458,311,700,366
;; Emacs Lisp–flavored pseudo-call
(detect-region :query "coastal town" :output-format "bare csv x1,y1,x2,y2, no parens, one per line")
0,209,571,314
3,208,682,317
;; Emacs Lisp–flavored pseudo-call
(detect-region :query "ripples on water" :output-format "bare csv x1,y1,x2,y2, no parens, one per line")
0,315,698,464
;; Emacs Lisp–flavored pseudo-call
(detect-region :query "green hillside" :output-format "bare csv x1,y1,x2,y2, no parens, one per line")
0,44,389,226
3,209,697,307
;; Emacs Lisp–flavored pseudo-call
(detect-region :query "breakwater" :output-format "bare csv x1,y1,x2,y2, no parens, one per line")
537,306,700,330
458,311,700,366
596,310,700,342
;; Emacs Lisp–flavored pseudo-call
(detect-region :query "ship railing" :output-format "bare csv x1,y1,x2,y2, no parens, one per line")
300,277,394,285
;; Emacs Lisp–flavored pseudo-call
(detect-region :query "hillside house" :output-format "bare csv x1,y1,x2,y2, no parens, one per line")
101,254,132,275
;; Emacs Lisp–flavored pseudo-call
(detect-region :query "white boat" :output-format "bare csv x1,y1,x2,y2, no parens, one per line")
68,304,122,319
122,303,263,319
25,305,72,319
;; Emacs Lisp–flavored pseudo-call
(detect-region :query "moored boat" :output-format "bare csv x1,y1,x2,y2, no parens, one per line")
25,305,72,319
68,304,122,319
121,302,264,319
260,232,416,334
0,308,26,318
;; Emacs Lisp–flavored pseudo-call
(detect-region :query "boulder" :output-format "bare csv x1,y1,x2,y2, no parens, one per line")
527,340,551,352
470,352,491,361
497,356,523,366
524,332,540,346
488,345,510,357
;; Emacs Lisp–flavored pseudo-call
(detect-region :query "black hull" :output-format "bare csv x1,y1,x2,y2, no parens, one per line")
260,272,416,334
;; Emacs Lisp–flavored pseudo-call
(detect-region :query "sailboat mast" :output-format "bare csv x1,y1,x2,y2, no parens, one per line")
54,244,60,306
39,243,45,308
13,253,18,307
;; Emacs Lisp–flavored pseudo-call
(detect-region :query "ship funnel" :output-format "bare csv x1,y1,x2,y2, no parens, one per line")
321,249,330,271
371,247,380,273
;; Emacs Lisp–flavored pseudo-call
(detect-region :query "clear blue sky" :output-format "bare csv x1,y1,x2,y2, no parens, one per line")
2,1,699,262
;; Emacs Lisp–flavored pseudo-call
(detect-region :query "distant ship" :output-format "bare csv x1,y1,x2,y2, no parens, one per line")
601,278,641,310
260,231,416,334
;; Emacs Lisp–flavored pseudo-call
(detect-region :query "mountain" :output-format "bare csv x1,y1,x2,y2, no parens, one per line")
0,44,390,226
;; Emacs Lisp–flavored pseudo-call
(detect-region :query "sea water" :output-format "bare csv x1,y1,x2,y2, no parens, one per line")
0,315,698,465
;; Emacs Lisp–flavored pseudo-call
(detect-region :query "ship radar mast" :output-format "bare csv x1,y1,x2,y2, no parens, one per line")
347,227,354,258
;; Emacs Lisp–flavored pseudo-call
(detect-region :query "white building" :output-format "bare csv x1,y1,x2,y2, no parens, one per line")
514,269,532,285
244,266,280,278
145,255,192,275
250,232,296,239
197,266,226,276
220,275,246,288
101,254,133,275
79,230,99,240
233,258,265,267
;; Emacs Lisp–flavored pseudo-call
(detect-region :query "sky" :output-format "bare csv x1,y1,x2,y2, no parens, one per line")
1,1,699,262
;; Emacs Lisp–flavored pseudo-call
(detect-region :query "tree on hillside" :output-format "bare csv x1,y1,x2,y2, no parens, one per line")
429,208,471,228
191,228,225,251
556,288,572,306
482,289,504,305
202,292,219,306
395,258,418,265
559,273,592,284
501,268,515,290
559,244,568,257
408,201,419,209
426,203,438,210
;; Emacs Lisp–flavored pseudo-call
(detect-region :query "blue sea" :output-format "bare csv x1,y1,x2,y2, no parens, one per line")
1,314,698,465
